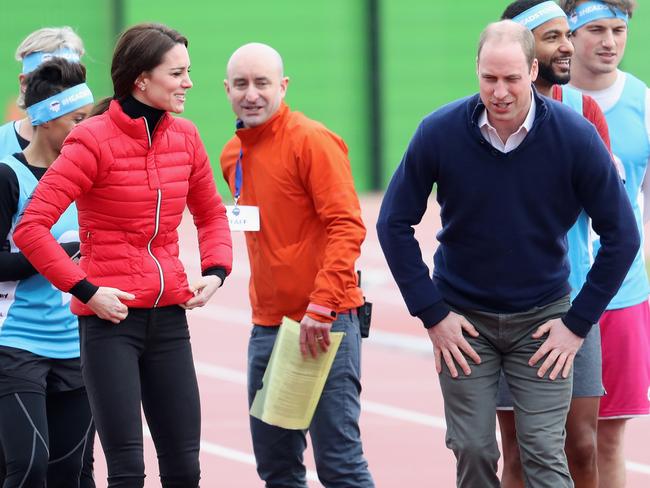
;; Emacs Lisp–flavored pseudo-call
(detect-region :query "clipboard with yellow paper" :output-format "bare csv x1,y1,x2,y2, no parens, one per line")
250,316,345,430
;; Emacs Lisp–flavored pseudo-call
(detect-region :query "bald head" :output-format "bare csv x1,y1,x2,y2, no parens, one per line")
226,42,284,79
224,43,289,127
478,20,536,69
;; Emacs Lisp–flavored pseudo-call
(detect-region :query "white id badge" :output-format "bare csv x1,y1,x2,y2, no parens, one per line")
226,205,260,231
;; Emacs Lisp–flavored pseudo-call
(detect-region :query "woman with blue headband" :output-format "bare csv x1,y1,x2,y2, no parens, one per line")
0,58,95,487
0,27,84,160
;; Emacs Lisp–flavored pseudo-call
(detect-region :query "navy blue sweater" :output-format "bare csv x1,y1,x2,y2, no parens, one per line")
376,90,639,337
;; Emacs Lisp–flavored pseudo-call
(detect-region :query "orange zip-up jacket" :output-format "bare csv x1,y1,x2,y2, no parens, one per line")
220,103,365,326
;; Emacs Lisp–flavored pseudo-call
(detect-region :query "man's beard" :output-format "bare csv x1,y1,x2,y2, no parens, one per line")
538,60,571,86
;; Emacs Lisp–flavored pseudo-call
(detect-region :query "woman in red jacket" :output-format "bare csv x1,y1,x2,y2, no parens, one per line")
13,23,233,488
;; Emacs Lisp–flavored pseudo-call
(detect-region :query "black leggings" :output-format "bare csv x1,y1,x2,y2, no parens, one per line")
79,306,201,488
0,388,95,487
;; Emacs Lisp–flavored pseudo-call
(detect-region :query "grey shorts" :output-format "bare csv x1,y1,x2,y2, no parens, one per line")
496,323,604,409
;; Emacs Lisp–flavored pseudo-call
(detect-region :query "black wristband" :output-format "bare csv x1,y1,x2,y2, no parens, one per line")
202,266,227,287
69,279,99,304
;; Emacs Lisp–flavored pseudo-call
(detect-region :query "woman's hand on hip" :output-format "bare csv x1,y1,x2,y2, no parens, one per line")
87,287,135,324
182,275,223,310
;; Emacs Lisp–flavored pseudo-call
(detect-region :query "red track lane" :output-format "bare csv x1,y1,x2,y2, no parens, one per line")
91,195,650,487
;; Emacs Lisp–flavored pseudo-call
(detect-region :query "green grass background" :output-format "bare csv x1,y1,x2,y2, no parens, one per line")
2,1,649,195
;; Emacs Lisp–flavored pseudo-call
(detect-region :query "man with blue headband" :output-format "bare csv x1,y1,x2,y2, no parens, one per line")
559,1,650,487
499,2,615,487
377,19,638,487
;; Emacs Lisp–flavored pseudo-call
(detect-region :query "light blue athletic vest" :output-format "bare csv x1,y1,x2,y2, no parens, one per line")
0,121,22,159
593,73,650,309
0,155,80,358
560,86,593,301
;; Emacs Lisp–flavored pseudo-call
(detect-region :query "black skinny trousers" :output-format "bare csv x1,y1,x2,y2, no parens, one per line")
79,306,201,488
0,388,95,487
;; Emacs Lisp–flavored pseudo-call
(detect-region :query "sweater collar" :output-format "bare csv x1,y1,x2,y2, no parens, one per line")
235,102,289,143
107,98,173,144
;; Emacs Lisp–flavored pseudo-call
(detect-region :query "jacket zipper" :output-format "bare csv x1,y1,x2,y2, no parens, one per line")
143,118,165,308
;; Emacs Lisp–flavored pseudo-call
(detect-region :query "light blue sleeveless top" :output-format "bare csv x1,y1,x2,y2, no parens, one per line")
0,121,22,159
593,73,650,309
0,155,81,358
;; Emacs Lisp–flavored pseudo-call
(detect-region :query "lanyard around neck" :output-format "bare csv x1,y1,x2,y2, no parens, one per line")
234,149,243,204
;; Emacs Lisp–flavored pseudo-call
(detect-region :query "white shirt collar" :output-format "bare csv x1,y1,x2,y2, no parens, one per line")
478,90,536,153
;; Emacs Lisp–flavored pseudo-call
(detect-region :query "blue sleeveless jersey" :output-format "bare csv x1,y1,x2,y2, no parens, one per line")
0,155,80,358
559,86,594,301
593,73,650,309
0,121,21,159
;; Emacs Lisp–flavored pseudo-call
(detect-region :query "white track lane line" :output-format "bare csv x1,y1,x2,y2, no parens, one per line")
188,304,433,354
193,360,650,476
142,423,320,482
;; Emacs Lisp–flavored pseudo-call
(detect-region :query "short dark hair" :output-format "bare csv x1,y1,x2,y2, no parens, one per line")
24,57,86,109
501,0,549,21
559,0,637,19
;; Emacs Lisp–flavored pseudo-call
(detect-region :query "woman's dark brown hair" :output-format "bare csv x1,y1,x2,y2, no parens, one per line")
92,23,187,115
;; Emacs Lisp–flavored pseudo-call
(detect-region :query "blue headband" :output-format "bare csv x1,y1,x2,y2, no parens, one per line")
22,48,81,74
26,83,93,126
513,1,567,30
568,1,629,31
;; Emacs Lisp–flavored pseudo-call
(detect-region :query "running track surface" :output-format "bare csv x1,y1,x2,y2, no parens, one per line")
92,194,650,487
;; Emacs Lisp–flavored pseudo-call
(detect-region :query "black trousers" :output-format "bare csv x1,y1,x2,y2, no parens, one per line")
0,388,94,488
79,306,201,488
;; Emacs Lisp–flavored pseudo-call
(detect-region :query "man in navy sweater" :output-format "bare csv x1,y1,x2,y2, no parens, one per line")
376,20,638,488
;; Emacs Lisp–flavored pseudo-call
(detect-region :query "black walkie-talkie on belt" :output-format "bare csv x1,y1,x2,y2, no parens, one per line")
356,271,372,338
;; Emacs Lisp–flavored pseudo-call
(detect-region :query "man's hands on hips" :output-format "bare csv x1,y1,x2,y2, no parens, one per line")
427,311,481,377
529,318,584,380
299,315,332,359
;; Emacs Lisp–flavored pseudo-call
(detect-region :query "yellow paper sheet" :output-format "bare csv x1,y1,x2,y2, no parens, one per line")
250,316,344,430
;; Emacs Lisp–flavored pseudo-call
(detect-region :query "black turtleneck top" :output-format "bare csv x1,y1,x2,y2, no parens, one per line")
120,94,165,140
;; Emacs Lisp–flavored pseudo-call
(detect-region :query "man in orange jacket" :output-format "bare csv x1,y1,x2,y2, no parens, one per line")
220,43,374,488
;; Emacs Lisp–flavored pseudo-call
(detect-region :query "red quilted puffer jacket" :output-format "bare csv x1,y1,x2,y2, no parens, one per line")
14,100,232,315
